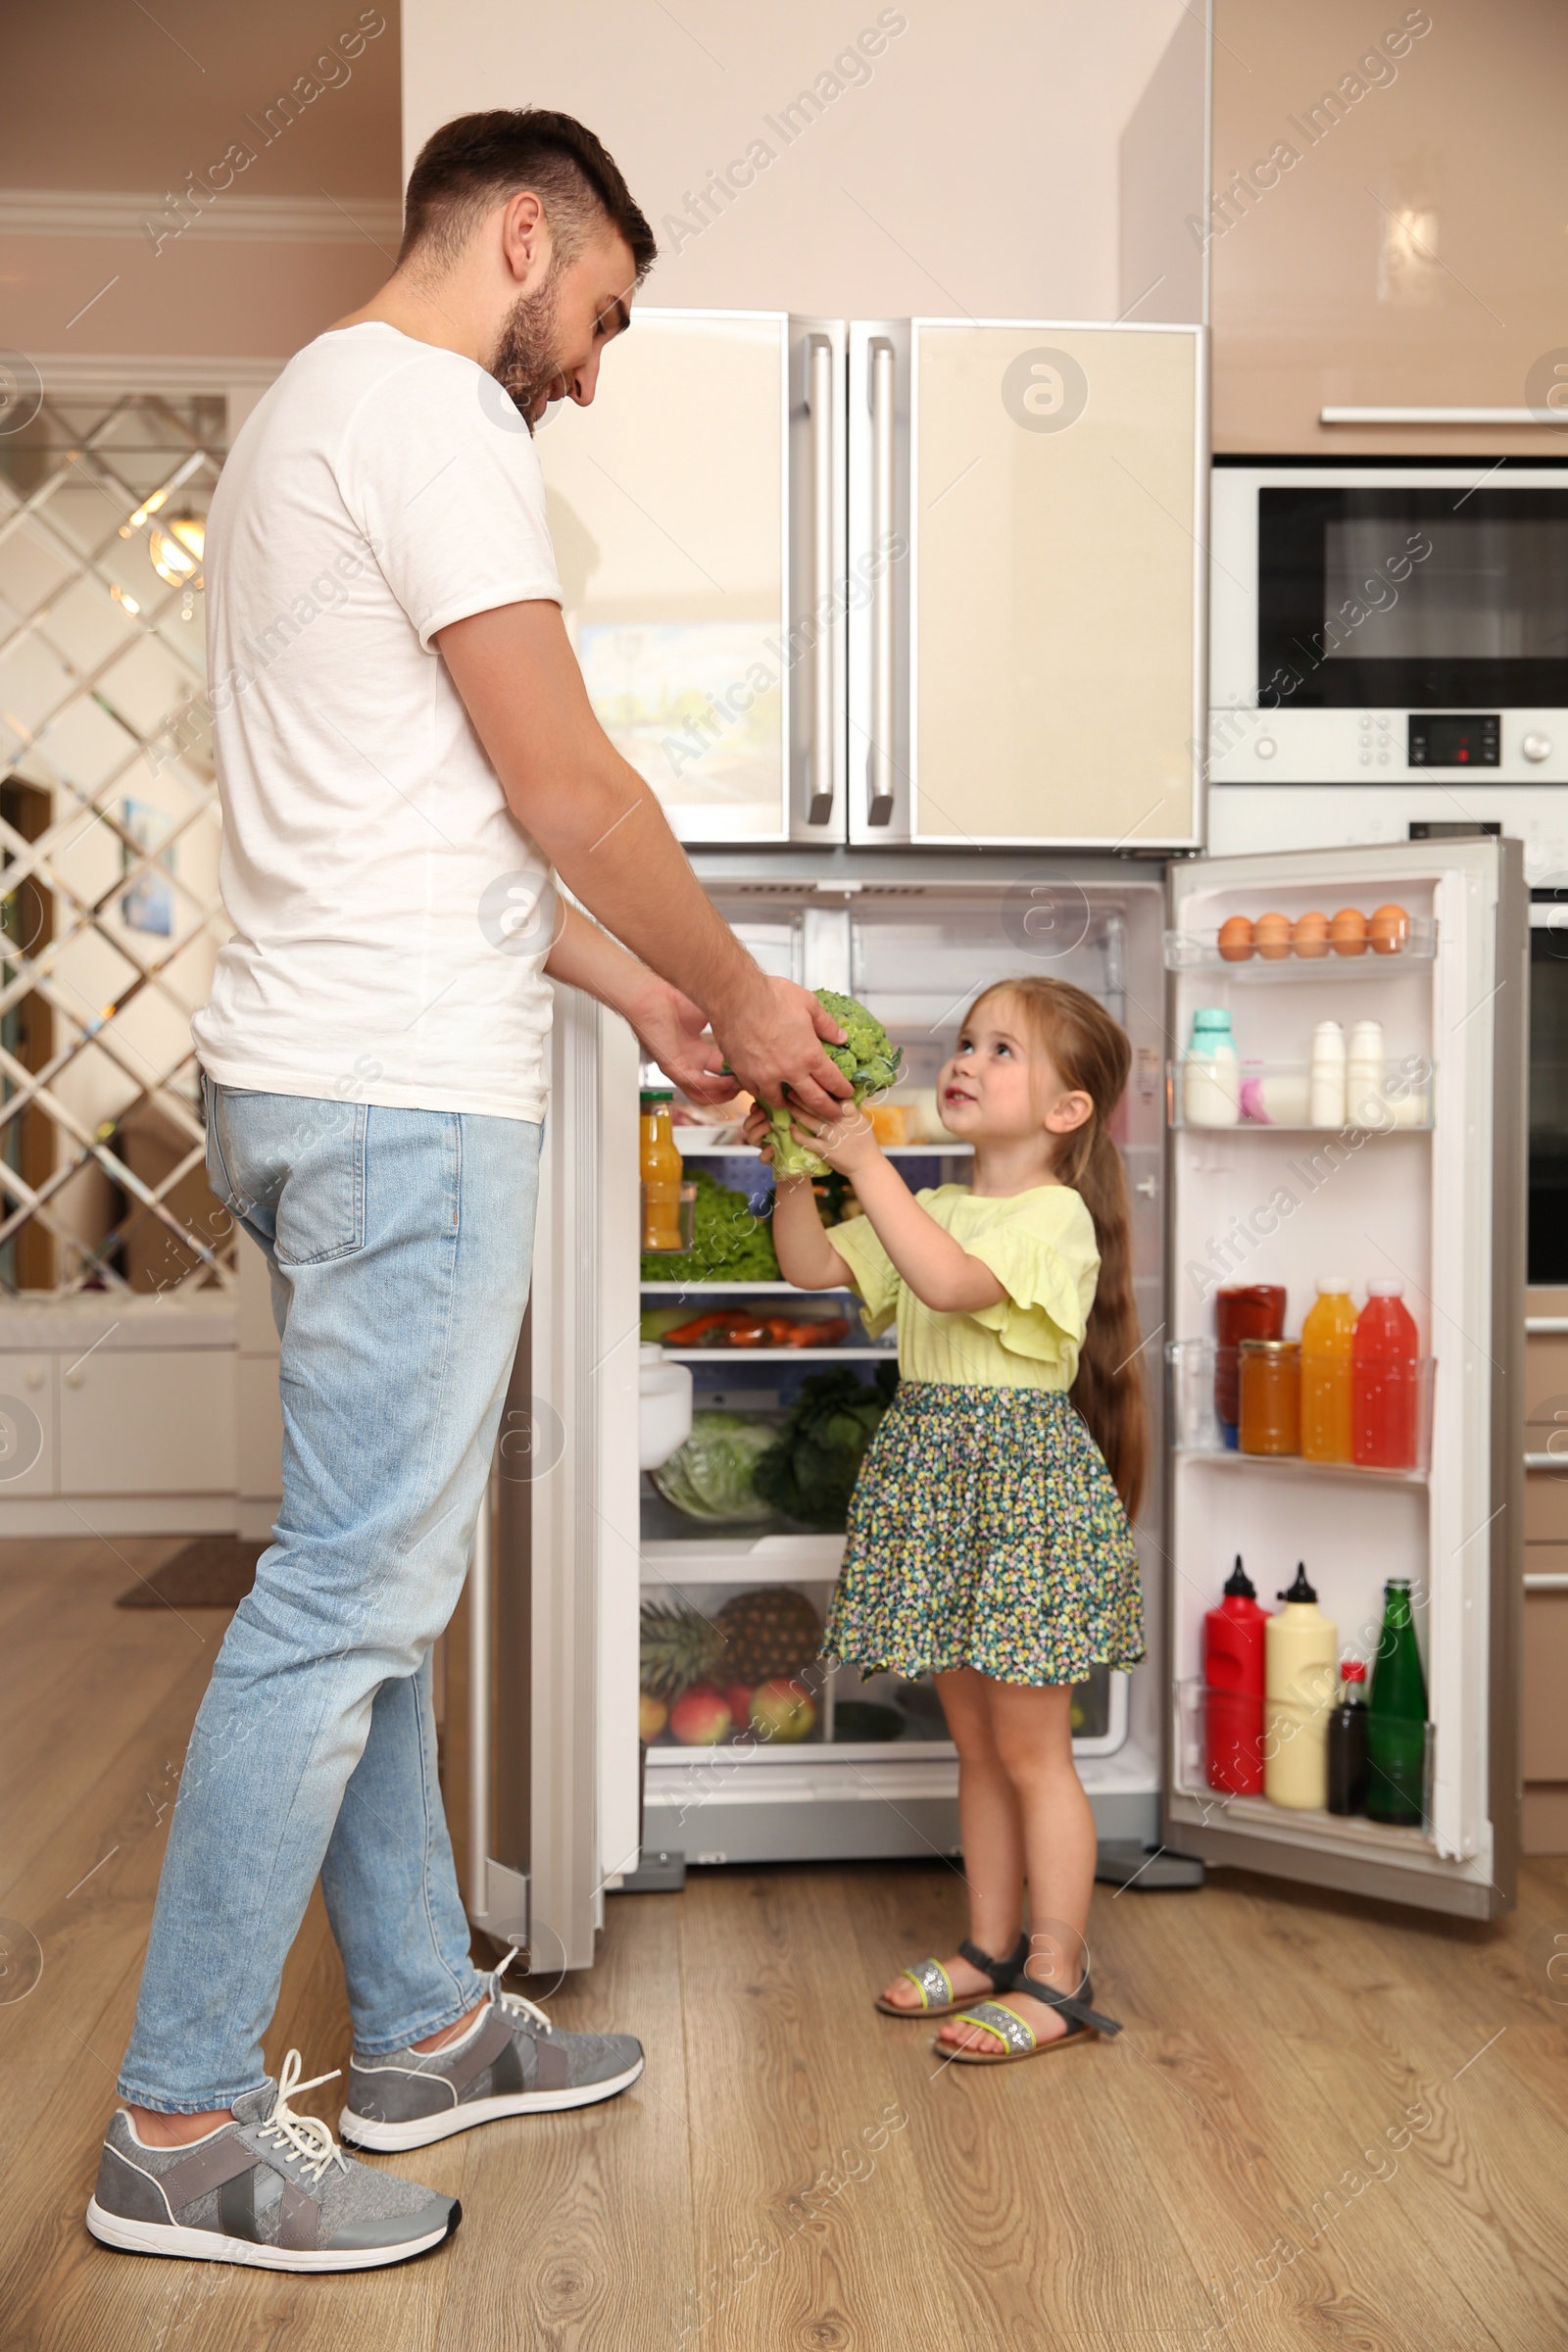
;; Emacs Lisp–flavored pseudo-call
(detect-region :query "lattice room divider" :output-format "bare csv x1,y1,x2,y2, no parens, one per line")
0,389,236,1297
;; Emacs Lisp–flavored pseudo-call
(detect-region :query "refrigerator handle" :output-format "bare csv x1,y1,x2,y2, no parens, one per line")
866,336,897,826
466,1484,493,1920
807,334,836,827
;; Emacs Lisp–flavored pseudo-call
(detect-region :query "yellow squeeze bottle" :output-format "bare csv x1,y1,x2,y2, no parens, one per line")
1264,1564,1338,1810
1300,1277,1356,1463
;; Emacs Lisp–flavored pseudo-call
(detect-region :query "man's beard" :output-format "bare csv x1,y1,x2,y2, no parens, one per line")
489,269,564,435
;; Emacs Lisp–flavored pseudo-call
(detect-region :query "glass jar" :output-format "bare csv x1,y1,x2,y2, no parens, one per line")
1238,1338,1300,1456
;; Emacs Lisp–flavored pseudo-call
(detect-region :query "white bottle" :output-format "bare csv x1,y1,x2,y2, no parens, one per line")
1347,1020,1387,1128
1183,1008,1240,1128
1309,1020,1347,1129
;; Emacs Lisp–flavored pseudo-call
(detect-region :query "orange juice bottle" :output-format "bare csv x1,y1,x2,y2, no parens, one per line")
640,1089,685,1250
1300,1277,1356,1462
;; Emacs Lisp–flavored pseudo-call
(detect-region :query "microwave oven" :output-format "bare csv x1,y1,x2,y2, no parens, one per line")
1207,457,1568,787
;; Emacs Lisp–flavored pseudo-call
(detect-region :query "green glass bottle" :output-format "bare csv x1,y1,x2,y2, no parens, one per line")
1365,1578,1428,1826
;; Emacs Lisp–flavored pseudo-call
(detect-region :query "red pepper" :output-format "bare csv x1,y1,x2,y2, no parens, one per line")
662,1309,751,1346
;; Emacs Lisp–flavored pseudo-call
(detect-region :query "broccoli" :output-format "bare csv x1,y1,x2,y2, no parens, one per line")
763,988,903,1179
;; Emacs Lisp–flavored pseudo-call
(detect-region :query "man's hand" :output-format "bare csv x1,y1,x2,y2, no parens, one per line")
711,976,852,1125
626,980,732,1103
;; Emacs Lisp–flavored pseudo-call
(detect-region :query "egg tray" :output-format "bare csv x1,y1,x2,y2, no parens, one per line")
1164,913,1438,976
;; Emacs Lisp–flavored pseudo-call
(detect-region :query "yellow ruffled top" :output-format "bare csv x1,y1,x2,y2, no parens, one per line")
826,1182,1101,1391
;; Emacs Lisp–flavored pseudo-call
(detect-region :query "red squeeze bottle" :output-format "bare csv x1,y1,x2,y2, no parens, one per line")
1203,1555,1266,1794
1352,1280,1420,1469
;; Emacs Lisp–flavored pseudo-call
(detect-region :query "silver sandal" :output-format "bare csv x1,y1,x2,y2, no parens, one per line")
874,1934,1029,2018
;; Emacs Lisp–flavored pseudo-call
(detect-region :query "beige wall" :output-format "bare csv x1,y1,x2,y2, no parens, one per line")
0,0,402,368
1210,0,1568,455
402,0,1193,323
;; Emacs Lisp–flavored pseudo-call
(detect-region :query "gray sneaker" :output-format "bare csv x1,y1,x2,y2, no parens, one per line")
87,2051,459,2272
338,1981,644,2152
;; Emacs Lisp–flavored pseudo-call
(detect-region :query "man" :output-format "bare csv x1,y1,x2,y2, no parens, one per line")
88,108,849,2272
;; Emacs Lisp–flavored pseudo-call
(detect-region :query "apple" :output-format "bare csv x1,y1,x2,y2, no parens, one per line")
723,1683,755,1731
639,1691,669,1742
749,1679,816,1743
669,1684,732,1745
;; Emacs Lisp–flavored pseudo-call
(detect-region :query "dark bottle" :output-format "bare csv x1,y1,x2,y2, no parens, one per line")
1326,1657,1369,1816
1366,1578,1428,1826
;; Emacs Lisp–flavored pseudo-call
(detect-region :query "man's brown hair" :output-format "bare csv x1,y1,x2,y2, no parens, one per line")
399,108,657,279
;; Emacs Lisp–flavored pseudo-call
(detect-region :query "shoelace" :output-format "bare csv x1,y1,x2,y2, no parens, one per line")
255,2048,350,2184
491,1943,554,2034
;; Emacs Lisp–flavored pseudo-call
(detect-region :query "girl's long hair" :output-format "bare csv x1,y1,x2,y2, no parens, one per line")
964,976,1149,1521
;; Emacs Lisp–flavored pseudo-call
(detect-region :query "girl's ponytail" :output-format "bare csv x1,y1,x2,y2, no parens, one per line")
1056,1121,1147,1523
964,976,1150,1521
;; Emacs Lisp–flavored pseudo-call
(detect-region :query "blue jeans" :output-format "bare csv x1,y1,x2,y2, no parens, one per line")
117,1083,541,2112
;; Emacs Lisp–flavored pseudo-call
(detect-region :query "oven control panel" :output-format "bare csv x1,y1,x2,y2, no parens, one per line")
1408,713,1500,767
1205,707,1561,783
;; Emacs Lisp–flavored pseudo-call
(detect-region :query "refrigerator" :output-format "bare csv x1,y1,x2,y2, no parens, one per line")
459,312,1525,1973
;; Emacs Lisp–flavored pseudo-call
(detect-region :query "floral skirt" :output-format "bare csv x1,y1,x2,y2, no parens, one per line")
822,1382,1145,1688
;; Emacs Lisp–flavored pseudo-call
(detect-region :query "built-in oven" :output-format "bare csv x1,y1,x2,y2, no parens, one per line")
1207,458,1568,789
1530,897,1568,1284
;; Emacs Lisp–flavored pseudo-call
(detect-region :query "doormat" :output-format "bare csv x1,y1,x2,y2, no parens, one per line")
117,1538,265,1609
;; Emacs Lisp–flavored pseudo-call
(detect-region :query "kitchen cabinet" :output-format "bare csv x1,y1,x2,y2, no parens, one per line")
0,1355,56,1497
536,310,1205,851
59,1347,235,1496
1210,0,1568,456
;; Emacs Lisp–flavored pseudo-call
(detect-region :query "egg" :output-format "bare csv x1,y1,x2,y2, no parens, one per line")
1253,911,1293,960
1369,902,1409,956
1292,910,1331,960
1217,914,1255,962
1330,906,1369,957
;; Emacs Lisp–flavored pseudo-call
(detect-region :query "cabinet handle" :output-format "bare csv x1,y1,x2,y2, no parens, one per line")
64,1365,85,1389
1320,406,1546,425
806,334,836,828
1135,1176,1158,1199
866,336,897,827
1525,1573,1568,1592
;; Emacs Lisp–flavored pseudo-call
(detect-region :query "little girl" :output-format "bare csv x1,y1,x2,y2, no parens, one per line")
747,974,1147,2064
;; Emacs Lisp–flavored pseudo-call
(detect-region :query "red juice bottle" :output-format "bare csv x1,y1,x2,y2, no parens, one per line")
1351,1281,1420,1469
1203,1555,1266,1794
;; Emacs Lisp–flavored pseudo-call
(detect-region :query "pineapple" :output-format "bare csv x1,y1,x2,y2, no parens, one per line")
712,1586,823,1687
639,1600,723,1700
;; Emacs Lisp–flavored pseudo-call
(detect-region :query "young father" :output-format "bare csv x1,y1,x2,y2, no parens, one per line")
88,108,850,2272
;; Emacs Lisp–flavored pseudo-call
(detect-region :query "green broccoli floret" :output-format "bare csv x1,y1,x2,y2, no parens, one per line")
765,988,904,1178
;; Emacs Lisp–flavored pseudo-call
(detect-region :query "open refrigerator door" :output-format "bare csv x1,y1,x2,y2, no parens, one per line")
1162,837,1526,1917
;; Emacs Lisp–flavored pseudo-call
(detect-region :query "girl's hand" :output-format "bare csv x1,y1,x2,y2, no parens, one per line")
784,1102,881,1177
741,1101,779,1165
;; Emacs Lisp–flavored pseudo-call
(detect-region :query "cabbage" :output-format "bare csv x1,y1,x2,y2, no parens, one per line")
651,1409,780,1522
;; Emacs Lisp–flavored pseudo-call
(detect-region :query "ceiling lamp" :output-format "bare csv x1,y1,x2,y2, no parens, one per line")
149,513,205,589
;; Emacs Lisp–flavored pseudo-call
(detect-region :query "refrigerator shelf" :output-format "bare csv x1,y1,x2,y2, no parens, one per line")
1168,1057,1435,1132
641,1281,853,1295
659,1346,891,1362
1164,917,1438,974
1173,1678,1436,1844
1173,1446,1430,1486
641,1533,846,1586
672,1141,973,1159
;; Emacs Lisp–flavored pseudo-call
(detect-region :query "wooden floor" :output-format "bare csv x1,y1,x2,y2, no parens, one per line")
3,1537,1568,2351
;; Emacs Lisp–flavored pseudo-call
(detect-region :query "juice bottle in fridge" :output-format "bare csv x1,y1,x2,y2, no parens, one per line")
640,1088,686,1252
1351,1281,1421,1469
1263,1564,1337,1811
1366,1579,1428,1825
1202,1556,1265,1795
1300,1278,1356,1462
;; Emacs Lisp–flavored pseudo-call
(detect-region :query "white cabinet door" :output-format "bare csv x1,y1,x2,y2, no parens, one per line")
535,308,814,845
0,1356,56,1496
60,1348,236,1495
852,318,1205,849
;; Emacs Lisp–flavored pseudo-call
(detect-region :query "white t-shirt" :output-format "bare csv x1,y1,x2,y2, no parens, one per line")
192,321,563,1122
